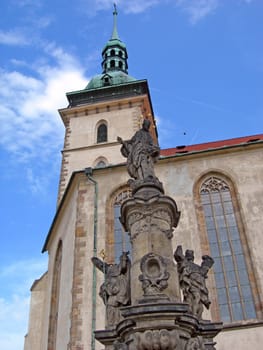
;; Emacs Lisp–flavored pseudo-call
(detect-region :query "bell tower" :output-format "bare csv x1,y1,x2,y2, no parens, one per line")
57,6,158,203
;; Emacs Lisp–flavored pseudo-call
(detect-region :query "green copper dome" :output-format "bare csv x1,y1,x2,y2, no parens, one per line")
86,71,135,90
85,4,136,90
102,38,126,51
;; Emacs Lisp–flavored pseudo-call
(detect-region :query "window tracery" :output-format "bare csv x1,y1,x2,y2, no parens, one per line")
199,175,257,322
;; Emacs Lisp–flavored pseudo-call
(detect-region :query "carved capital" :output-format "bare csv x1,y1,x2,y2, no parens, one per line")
121,193,180,233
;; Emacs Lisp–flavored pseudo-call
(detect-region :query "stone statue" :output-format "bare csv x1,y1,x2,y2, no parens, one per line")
174,245,214,319
91,252,131,327
117,119,160,185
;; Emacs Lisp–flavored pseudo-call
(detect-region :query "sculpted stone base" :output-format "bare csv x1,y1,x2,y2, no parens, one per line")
95,303,223,350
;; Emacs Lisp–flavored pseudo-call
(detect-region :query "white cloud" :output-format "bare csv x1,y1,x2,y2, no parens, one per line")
176,0,219,24
0,42,87,193
0,29,30,46
119,0,159,14
0,296,30,350
83,0,160,14
0,257,47,350
0,258,47,279
84,0,220,21
32,15,54,29
12,0,43,8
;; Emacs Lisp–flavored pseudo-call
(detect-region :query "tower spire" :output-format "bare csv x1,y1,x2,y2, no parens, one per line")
111,3,119,40
85,5,136,89
101,5,128,75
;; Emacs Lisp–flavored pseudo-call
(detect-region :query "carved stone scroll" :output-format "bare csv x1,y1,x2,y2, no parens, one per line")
139,253,170,296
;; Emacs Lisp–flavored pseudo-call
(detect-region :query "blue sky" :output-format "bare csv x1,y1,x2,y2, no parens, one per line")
0,0,262,349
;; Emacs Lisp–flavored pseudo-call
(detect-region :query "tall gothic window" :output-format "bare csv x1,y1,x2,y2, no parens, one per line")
199,176,256,323
48,241,62,350
97,123,107,143
113,189,132,263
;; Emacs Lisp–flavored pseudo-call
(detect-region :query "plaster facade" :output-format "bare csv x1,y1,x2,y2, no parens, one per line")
25,140,263,350
57,95,156,202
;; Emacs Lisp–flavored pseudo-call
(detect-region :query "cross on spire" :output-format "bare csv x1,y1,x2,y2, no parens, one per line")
111,3,119,40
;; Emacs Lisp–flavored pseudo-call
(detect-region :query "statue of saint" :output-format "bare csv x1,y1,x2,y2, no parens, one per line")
174,245,214,319
117,119,160,184
92,252,131,327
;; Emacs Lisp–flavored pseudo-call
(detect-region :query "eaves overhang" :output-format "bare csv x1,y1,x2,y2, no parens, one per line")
160,134,263,158
61,79,158,139
66,79,150,107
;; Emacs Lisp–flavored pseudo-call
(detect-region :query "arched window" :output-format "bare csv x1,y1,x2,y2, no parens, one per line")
199,175,257,323
97,123,107,143
103,76,110,86
48,241,62,350
96,160,106,168
94,157,108,168
119,61,123,69
110,49,115,56
106,188,132,264
110,60,115,68
113,189,132,263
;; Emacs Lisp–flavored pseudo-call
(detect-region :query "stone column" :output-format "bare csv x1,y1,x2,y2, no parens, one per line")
121,184,181,304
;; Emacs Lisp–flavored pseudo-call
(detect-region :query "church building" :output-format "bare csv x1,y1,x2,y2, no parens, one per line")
24,7,263,350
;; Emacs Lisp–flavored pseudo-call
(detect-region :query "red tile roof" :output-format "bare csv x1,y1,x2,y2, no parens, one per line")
160,134,263,157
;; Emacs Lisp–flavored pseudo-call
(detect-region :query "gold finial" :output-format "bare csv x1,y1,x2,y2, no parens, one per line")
99,249,106,260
